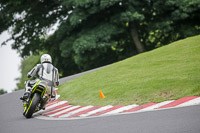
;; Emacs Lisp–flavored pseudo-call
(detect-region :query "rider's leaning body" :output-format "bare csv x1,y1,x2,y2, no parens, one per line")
21,54,59,100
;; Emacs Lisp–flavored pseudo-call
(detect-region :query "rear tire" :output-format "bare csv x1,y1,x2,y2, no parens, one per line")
24,93,40,118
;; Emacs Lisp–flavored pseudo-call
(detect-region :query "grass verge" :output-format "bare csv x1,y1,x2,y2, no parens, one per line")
58,35,200,106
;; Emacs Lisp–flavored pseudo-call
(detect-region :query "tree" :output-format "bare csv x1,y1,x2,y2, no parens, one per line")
0,0,64,56
0,89,7,95
1,0,200,76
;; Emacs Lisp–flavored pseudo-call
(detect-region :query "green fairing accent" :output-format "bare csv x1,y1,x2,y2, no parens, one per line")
23,101,27,107
32,81,47,97
36,89,42,92
32,81,41,94
24,106,27,113
41,85,47,97
25,95,35,114
23,101,27,113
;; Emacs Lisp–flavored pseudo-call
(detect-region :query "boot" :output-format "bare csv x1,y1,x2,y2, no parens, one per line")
20,92,30,100
50,95,56,101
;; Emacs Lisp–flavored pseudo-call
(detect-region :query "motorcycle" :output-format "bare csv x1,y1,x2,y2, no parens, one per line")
21,79,51,118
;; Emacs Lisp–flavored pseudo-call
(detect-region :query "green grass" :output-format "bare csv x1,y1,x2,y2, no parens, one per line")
58,35,200,106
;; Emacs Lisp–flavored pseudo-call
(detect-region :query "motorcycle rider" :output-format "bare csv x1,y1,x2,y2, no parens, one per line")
20,54,59,101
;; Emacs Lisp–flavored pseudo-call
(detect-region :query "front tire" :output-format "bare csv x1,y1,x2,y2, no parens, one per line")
24,93,40,118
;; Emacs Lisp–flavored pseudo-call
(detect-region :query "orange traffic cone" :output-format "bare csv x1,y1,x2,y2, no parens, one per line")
99,90,105,99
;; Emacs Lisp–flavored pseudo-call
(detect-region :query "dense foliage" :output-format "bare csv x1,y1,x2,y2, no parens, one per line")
1,0,200,76
0,89,7,95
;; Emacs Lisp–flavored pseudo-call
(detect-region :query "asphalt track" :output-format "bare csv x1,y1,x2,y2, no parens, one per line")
1,70,200,133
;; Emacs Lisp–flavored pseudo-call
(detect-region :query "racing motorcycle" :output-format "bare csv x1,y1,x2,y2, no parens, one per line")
21,79,52,118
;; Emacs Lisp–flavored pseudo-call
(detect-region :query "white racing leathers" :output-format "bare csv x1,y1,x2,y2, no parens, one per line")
26,63,59,97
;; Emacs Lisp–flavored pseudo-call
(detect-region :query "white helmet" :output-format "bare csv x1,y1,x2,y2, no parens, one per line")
40,54,52,63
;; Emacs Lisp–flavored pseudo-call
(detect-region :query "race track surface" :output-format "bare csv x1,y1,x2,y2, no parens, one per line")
0,90,200,133
1,69,200,133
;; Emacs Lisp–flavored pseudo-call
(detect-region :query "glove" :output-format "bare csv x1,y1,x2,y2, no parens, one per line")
56,82,59,86
27,74,32,78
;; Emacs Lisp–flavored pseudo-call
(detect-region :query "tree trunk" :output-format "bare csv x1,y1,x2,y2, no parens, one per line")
130,22,145,53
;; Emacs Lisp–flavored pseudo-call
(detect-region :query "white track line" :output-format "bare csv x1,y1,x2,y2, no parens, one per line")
139,100,175,112
59,106,94,118
35,96,200,120
103,104,138,115
43,105,73,115
48,106,81,117
79,105,113,117
45,101,68,110
35,102,200,120
37,101,68,114
177,97,200,107
35,104,200,121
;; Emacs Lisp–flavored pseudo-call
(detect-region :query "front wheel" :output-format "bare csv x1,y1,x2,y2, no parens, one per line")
24,93,40,118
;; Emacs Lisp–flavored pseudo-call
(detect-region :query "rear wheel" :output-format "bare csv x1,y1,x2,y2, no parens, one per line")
24,93,40,118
